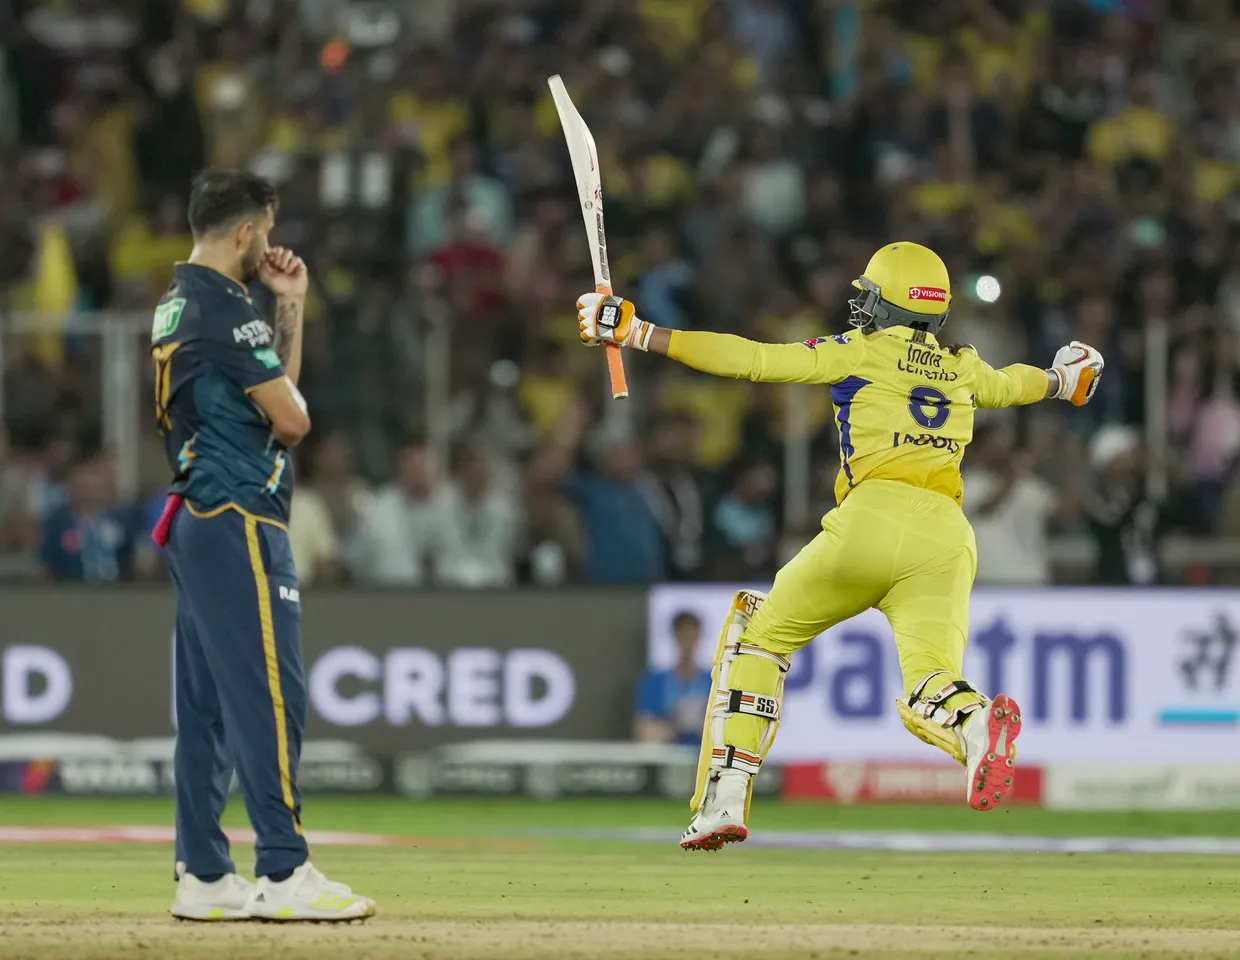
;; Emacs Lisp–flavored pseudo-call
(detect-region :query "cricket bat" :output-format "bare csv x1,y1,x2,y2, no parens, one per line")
547,74,629,400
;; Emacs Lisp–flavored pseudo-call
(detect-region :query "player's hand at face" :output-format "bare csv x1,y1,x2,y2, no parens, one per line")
260,247,309,299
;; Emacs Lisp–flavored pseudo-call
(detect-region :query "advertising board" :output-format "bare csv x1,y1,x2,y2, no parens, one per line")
0,588,648,754
649,586,1240,764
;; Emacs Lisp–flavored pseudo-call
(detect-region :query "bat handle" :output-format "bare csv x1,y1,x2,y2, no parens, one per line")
604,343,628,400
596,284,629,400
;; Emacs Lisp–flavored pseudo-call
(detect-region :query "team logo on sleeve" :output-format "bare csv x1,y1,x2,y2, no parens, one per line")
908,287,947,302
803,333,850,349
152,298,186,342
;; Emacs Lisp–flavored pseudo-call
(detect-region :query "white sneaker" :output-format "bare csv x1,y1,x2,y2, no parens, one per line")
680,771,749,852
170,866,255,921
962,694,1023,811
247,862,376,922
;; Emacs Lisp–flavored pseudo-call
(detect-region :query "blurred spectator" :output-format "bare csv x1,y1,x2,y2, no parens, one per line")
352,442,443,586
429,205,507,327
293,431,368,585
109,193,193,306
1178,332,1240,533
390,53,469,190
504,191,567,304
685,166,747,263
25,433,77,526
634,611,712,746
288,489,340,589
634,227,696,330
709,459,779,579
58,84,141,226
728,0,797,79
431,439,522,588
135,43,205,195
8,0,1240,584
739,126,805,236
521,444,586,585
0,426,39,577
130,490,169,583
1087,426,1163,585
964,422,1061,585
1087,67,1173,173
40,456,133,582
409,137,513,256
640,412,705,581
1025,46,1106,160
195,26,266,170
566,438,664,585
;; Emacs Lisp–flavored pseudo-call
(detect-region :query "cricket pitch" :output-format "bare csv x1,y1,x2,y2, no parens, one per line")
0,797,1237,959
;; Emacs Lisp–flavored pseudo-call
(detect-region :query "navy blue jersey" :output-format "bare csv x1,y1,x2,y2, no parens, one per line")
151,263,294,523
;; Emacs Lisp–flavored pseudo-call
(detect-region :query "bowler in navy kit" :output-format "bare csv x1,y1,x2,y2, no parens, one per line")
154,169,374,922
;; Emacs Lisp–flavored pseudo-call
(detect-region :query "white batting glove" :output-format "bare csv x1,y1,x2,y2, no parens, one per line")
1050,340,1105,406
577,292,654,350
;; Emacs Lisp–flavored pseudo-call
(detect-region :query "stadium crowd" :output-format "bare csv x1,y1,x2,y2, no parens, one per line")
0,0,1235,586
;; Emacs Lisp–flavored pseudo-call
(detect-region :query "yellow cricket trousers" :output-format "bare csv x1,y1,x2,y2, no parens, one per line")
746,479,978,694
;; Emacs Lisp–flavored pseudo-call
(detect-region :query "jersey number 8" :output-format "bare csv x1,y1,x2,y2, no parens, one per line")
908,386,950,429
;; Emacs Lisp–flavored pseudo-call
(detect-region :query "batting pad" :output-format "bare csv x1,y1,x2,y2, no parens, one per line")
689,590,789,825
897,670,987,766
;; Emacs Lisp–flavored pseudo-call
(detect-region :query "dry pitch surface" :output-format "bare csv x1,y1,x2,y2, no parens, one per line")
1,797,1238,960
7,916,1240,960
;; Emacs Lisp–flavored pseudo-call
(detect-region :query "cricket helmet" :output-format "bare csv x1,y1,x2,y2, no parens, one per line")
849,241,951,335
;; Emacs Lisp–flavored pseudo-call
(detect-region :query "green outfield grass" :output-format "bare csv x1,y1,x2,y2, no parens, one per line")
1,797,1238,959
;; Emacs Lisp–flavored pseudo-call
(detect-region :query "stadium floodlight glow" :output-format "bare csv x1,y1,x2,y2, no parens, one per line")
976,275,1001,303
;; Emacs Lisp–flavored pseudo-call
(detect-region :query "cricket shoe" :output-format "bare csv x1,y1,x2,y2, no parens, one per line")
680,772,748,852
170,866,255,921
247,862,376,922
962,694,1023,812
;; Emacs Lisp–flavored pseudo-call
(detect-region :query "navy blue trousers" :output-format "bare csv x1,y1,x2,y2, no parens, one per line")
166,504,308,879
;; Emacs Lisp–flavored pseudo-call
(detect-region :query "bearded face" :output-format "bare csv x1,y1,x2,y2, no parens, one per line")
237,207,275,282
239,228,266,282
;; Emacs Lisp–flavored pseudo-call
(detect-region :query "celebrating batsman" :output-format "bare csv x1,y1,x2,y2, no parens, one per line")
577,241,1103,852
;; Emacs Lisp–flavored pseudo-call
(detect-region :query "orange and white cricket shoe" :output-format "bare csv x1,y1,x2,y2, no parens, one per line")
680,810,747,852
680,772,749,852
962,694,1022,811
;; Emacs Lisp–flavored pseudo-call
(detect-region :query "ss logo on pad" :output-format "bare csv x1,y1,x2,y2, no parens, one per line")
598,302,620,330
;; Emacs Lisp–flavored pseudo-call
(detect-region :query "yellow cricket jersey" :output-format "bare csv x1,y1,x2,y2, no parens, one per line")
667,325,1048,507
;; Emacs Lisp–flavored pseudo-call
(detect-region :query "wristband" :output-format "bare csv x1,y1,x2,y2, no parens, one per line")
630,317,654,351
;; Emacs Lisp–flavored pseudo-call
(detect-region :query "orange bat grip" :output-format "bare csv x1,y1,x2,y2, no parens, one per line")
597,283,629,399
604,343,628,399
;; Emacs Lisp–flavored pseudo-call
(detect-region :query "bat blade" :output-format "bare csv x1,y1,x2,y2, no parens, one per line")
547,75,609,290
548,74,628,400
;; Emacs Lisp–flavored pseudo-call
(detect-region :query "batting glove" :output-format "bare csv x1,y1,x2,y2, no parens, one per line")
577,292,654,351
1051,340,1105,406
